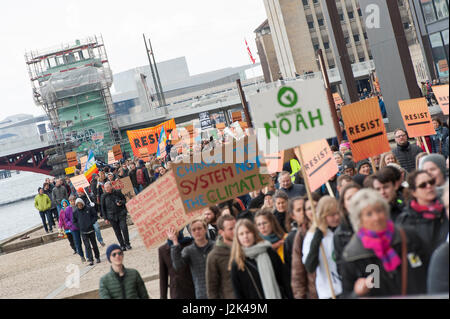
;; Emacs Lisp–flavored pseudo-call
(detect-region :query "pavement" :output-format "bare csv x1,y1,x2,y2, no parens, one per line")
0,223,161,299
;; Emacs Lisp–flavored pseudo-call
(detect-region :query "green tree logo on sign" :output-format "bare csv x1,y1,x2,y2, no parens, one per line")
277,87,298,108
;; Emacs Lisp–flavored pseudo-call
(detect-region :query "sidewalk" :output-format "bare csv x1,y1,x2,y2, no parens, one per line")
0,224,161,299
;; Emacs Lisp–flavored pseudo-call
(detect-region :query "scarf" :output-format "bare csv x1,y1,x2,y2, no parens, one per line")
357,220,401,272
261,233,280,244
410,199,444,220
243,241,282,299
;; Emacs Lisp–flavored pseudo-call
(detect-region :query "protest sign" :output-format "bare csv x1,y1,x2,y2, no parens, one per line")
341,97,391,162
139,148,150,162
249,78,335,152
65,166,75,175
126,119,177,157
432,85,449,115
80,155,88,172
107,151,116,165
112,144,123,160
333,92,344,107
172,136,269,212
126,171,202,249
398,97,436,138
70,174,90,190
199,111,213,130
298,139,338,192
111,176,136,202
232,111,243,123
66,152,78,167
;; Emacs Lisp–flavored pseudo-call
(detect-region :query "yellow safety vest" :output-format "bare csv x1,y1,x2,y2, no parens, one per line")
290,159,301,182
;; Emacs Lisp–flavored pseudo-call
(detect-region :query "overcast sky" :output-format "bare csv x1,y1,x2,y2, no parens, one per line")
0,0,267,120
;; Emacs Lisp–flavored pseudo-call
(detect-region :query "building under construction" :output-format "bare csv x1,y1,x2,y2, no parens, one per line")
25,35,120,174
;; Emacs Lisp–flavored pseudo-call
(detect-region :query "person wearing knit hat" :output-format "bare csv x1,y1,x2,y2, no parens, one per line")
342,159,356,177
419,154,447,197
356,160,371,176
99,244,149,299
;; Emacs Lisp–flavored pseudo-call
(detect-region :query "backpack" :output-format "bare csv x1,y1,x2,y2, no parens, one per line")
136,168,145,185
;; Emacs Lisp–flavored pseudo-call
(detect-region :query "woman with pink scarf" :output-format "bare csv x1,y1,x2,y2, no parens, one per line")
340,189,427,298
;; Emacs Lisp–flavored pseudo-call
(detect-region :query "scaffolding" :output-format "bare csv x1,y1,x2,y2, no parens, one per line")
25,35,121,161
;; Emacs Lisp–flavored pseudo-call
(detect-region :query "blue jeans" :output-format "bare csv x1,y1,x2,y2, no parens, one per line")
93,221,104,244
71,229,84,258
134,185,143,195
39,210,54,232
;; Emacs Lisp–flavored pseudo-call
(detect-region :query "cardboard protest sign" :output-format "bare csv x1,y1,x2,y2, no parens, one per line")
333,92,344,107
126,171,202,249
139,148,150,162
108,151,116,165
232,111,243,123
112,144,123,160
398,97,436,138
341,97,391,162
111,176,136,202
172,136,270,212
249,78,335,152
70,174,90,190
80,155,88,172
432,85,449,115
66,152,78,167
126,119,177,157
65,166,75,175
298,139,338,192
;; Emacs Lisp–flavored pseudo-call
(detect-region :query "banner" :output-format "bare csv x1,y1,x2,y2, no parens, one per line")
70,174,90,190
398,98,436,138
341,97,391,162
126,171,202,249
111,176,136,202
432,85,449,115
249,79,335,152
112,144,123,160
126,119,177,157
66,152,78,167
298,139,338,192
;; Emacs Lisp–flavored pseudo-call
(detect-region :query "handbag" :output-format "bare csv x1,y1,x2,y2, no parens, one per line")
57,229,67,239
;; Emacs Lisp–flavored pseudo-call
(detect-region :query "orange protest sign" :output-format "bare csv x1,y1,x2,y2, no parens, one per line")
126,119,177,158
112,144,123,160
66,152,78,167
263,152,283,174
125,170,202,249
432,85,449,115
298,139,338,192
139,148,150,162
398,97,436,138
341,97,391,163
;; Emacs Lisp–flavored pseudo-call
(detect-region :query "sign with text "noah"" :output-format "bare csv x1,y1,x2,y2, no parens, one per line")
249,79,335,152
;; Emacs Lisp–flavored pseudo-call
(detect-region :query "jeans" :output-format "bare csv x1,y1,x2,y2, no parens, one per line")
110,215,130,247
56,204,62,217
133,185,143,195
81,231,100,262
39,210,54,232
51,208,59,224
93,221,104,244
71,229,84,258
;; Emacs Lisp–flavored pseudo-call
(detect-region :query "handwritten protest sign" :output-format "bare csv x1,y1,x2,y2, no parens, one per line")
341,97,391,162
108,151,116,165
172,136,269,212
333,92,344,107
111,176,136,202
249,78,335,152
298,139,338,192
66,152,78,167
112,144,123,160
139,148,150,162
126,171,202,249
80,155,88,172
398,97,436,138
432,85,449,115
70,174,90,190
65,166,75,175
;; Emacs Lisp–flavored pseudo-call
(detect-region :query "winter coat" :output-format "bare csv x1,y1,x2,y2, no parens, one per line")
158,242,196,299
63,206,78,231
392,142,424,172
73,205,98,234
100,190,127,221
58,207,71,230
291,225,318,299
34,193,51,212
430,126,449,155
333,215,354,276
230,247,290,299
52,185,68,206
280,183,306,199
171,240,215,299
341,227,428,298
427,241,449,294
396,200,448,259
43,189,56,209
206,238,235,299
443,135,449,159
128,168,138,188
273,210,287,233
99,266,149,299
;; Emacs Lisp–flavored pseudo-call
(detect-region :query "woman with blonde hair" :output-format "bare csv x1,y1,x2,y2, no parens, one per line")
379,151,400,169
302,196,342,299
229,219,289,299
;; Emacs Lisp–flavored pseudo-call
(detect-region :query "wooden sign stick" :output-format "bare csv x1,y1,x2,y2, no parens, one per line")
421,136,431,154
326,182,335,198
370,157,378,173
296,146,336,299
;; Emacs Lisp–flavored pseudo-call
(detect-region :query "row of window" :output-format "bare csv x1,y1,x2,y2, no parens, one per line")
45,49,92,70
421,0,449,24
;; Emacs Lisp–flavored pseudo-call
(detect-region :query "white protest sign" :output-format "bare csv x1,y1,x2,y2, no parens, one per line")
70,174,90,189
249,79,335,152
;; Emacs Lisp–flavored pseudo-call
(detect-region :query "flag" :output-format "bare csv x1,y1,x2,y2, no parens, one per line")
156,125,167,158
245,39,256,64
84,150,98,182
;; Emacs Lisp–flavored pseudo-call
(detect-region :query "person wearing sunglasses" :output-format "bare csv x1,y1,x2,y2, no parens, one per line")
99,244,149,299
397,171,449,260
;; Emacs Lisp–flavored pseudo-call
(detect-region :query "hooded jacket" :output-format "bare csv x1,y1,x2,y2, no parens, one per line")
99,266,149,299
392,141,423,172
206,237,235,299
34,193,52,212
73,204,98,234
100,189,127,221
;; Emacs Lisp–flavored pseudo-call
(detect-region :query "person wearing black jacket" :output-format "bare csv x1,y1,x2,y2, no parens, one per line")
392,129,423,172
73,198,100,266
101,182,131,251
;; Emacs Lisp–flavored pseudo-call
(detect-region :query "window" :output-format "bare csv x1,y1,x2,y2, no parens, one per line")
398,0,404,6
308,21,314,29
421,0,437,23
56,56,64,66
313,0,318,3
403,22,410,29
318,18,324,26
359,57,365,62
348,11,354,19
340,13,345,21
358,8,362,16
314,44,320,51
324,42,330,49
363,32,368,40
329,64,335,69
354,34,360,42
302,0,308,6
434,0,449,19
345,37,350,44
46,58,57,69
430,32,449,78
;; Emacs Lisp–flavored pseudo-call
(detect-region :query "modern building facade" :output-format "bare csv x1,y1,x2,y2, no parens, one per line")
257,0,428,84
408,0,449,81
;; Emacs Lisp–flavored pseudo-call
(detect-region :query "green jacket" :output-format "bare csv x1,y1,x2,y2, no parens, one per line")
34,194,51,212
99,266,149,299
